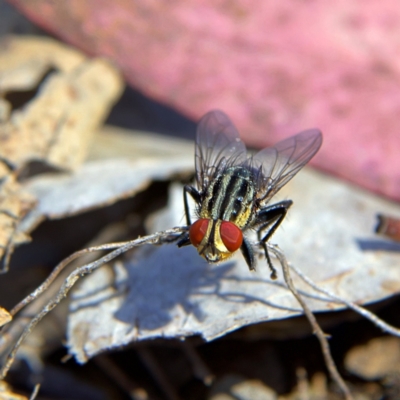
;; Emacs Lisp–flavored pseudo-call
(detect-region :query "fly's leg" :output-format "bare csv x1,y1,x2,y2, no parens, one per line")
255,200,292,279
177,185,201,247
183,185,201,226
240,236,255,271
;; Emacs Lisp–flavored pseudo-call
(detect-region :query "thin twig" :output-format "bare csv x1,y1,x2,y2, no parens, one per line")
0,227,186,380
267,243,353,400
29,383,40,400
10,241,135,317
289,262,400,337
1,223,132,356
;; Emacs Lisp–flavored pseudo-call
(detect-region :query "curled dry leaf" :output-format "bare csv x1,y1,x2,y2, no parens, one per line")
0,172,36,272
0,307,12,328
0,35,123,171
0,380,29,400
67,168,400,362
345,336,400,380
208,375,277,400
0,36,123,270
19,157,192,234
17,123,193,233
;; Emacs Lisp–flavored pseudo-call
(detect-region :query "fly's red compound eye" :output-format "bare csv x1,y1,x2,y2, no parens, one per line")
220,221,243,252
189,219,209,247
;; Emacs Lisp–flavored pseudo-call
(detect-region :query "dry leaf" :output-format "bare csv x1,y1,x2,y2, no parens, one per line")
0,173,36,271
19,157,192,234
345,336,400,380
208,375,277,400
67,168,400,362
0,36,123,270
0,381,28,400
0,307,12,328
0,36,123,171
88,124,195,162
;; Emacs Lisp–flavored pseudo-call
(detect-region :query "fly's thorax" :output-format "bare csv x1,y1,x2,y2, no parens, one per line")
199,166,256,229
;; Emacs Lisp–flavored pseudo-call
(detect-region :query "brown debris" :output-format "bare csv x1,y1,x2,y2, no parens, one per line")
0,36,123,270
0,307,12,328
0,36,123,171
0,172,36,271
0,380,29,400
345,336,400,380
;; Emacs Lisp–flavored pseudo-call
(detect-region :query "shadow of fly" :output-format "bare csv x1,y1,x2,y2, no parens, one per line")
178,110,322,279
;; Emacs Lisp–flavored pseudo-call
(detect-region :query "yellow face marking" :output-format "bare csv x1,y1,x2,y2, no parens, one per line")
196,219,236,263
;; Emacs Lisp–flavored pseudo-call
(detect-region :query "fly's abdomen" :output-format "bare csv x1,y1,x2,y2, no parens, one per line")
199,166,256,228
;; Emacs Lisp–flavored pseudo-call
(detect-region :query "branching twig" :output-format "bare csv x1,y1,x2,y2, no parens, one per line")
3,224,393,400
289,262,400,337
10,241,136,317
267,243,354,400
0,227,186,380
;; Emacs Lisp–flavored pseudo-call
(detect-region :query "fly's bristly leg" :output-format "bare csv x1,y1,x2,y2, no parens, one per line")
240,236,255,271
177,233,191,247
255,200,293,279
183,185,201,226
177,185,202,248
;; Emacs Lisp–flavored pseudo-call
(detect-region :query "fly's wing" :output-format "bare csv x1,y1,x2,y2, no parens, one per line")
251,129,322,202
195,110,247,190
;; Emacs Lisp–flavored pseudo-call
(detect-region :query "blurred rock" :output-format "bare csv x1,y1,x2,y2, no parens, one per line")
345,336,400,380
208,375,277,400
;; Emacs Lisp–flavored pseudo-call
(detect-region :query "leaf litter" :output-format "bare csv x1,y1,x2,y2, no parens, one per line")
0,35,123,171
0,35,123,271
0,38,400,395
67,167,400,362
1,112,400,398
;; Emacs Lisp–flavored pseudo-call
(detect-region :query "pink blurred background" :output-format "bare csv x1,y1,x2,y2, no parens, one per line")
6,0,400,201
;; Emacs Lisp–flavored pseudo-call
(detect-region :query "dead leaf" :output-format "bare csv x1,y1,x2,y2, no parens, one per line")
0,381,28,400
88,124,195,162
0,36,123,270
67,168,400,362
208,375,277,400
0,307,12,328
19,157,192,234
345,336,400,380
0,173,36,271
0,36,123,171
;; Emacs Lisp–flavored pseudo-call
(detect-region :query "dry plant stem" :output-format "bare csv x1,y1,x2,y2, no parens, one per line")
0,227,186,380
289,263,400,337
29,383,40,400
9,241,136,317
267,243,354,400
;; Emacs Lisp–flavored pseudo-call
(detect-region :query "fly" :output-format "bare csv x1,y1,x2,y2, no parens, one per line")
177,110,322,279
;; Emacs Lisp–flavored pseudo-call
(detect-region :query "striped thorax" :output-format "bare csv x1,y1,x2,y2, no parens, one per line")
190,166,256,263
200,166,256,228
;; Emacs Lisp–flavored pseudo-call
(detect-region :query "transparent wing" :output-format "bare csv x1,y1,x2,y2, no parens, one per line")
195,110,247,190
251,129,322,202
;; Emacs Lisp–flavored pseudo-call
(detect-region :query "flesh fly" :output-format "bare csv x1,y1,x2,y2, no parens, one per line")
178,110,322,279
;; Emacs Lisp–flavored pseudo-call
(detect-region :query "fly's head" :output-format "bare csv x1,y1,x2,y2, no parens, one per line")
189,218,243,263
